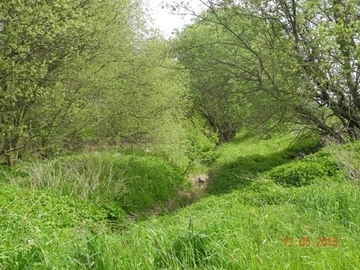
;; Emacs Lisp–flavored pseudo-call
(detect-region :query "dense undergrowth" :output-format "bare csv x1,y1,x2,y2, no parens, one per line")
1,133,360,269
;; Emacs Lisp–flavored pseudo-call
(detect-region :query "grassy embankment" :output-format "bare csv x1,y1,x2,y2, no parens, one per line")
0,133,359,269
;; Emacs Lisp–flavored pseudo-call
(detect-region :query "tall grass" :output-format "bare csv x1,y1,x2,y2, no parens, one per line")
1,134,360,269
15,153,126,200
325,141,360,182
207,133,321,194
6,151,194,217
100,180,359,269
115,179,360,269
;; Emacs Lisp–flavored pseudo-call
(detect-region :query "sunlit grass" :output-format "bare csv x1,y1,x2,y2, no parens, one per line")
108,178,359,269
1,134,359,269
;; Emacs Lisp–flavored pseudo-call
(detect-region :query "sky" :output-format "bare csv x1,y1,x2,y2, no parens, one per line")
145,0,198,38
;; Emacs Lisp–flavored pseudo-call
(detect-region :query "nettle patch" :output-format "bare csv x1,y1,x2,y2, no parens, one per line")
264,152,343,187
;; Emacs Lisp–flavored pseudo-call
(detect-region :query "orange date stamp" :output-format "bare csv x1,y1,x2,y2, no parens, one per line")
284,237,338,247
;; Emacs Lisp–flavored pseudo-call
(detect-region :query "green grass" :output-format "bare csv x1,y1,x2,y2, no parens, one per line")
116,180,359,269
207,132,321,194
1,133,360,269
7,151,193,218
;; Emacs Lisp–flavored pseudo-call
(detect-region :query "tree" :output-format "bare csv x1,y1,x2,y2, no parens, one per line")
0,0,144,166
269,0,360,142
86,35,191,155
172,5,294,143
173,0,360,142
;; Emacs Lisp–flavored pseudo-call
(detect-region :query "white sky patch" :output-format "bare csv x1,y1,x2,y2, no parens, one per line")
145,0,201,38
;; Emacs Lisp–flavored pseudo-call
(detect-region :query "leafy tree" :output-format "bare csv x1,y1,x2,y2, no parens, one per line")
0,0,94,165
85,35,194,163
172,6,293,143
1,0,247,169
0,0,146,166
173,0,360,142
173,21,241,143
269,0,360,142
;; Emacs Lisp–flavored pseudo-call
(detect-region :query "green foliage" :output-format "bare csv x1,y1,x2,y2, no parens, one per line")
113,180,360,269
2,131,360,269
174,0,360,142
86,37,190,154
0,0,104,164
282,132,322,158
0,165,27,182
0,0,193,168
11,151,191,216
0,183,106,229
15,153,127,203
265,151,343,187
207,134,297,194
240,179,288,206
184,117,219,174
172,5,296,143
0,183,108,269
207,152,284,195
173,16,255,143
290,182,359,225
118,154,190,213
72,232,111,269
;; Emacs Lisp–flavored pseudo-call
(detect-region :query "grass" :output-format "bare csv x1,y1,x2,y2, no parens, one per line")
207,132,321,194
1,133,360,269
60,181,357,269
7,151,193,218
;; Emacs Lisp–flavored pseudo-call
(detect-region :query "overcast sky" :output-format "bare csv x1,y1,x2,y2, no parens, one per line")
145,0,198,38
